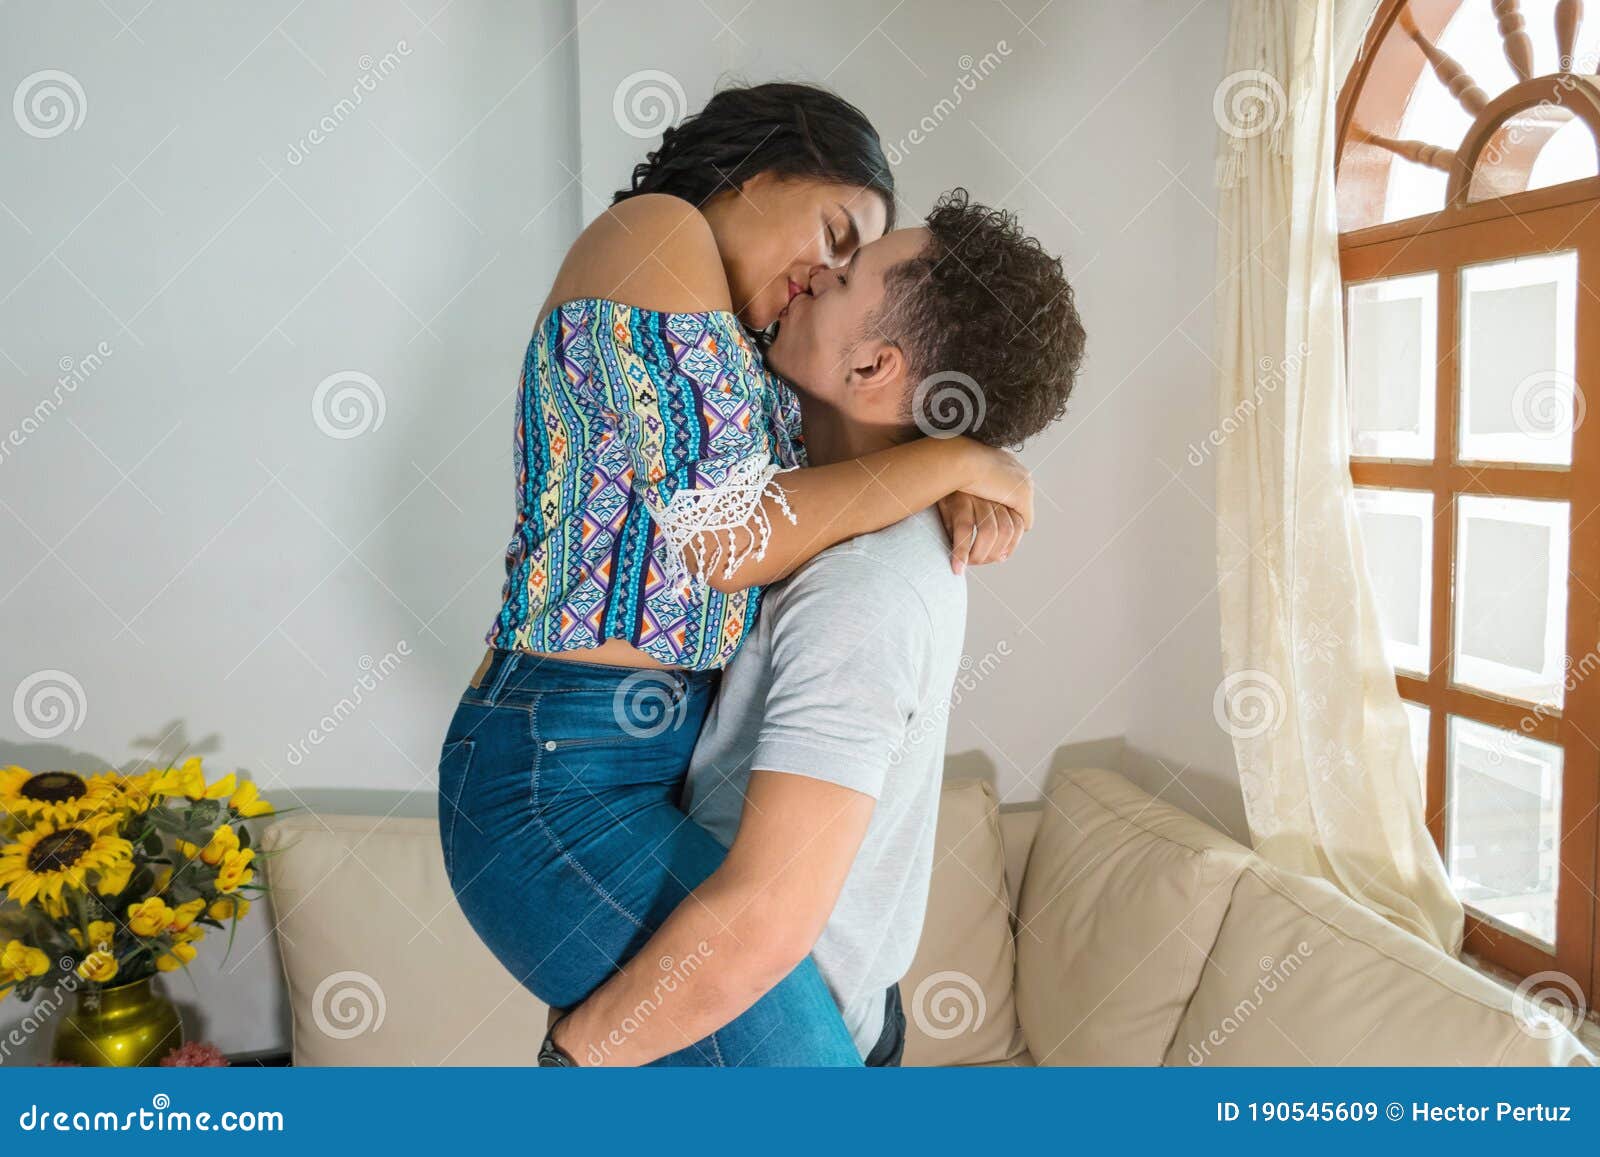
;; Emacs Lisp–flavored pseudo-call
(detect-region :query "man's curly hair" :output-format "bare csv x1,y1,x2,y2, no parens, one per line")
874,189,1085,448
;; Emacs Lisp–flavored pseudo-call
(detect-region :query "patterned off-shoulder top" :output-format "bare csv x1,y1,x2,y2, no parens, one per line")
486,298,805,671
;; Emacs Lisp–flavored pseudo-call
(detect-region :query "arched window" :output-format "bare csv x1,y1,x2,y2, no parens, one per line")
1338,0,1600,1002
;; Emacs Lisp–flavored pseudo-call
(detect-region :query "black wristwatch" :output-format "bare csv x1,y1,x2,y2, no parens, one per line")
538,1017,578,1067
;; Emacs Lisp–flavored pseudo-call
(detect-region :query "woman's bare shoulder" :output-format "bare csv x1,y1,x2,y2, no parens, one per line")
540,194,733,319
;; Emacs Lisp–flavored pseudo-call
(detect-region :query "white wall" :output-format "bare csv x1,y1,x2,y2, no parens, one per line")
576,0,1243,832
0,0,1241,1059
0,0,580,1060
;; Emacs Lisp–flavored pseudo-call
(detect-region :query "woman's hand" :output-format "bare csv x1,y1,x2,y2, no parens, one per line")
956,442,1034,531
938,492,1027,574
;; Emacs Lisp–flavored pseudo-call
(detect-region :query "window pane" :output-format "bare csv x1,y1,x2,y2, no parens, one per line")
1469,107,1599,203
1447,716,1561,950
1347,273,1437,459
1354,487,1433,674
1403,700,1430,804
1459,252,1579,466
1452,495,1569,707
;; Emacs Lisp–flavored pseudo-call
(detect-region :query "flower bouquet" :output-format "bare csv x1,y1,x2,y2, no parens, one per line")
0,758,277,1063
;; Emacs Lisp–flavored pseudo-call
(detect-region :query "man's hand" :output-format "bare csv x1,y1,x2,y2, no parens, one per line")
548,771,876,1066
938,491,1026,574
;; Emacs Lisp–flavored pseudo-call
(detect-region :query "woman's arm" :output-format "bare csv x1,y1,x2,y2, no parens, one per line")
544,195,1033,592
697,437,1031,593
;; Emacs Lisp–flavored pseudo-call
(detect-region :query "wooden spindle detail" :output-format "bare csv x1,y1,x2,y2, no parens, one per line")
1350,125,1458,172
1398,7,1490,113
1493,0,1537,80
1555,0,1583,70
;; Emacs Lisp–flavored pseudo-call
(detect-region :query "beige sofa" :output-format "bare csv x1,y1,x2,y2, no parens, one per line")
260,767,1593,1066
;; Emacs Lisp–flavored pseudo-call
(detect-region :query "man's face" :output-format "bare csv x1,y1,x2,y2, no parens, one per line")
765,226,930,412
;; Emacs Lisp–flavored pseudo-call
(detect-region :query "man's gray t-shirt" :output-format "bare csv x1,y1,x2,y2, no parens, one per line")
682,508,967,1057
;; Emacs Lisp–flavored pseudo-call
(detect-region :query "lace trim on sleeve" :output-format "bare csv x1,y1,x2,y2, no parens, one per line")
649,454,798,590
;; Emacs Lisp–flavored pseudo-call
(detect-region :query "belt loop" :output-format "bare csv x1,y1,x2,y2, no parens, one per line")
485,649,518,705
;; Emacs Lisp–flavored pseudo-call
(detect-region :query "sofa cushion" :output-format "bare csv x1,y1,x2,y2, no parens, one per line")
1015,768,1252,1065
998,807,1040,913
900,779,1025,1066
1166,862,1596,1066
261,814,549,1065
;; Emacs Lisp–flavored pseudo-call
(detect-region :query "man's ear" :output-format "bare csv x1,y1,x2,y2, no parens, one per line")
847,337,907,404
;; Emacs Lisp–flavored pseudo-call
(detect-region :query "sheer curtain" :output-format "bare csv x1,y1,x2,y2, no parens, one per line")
1212,0,1464,953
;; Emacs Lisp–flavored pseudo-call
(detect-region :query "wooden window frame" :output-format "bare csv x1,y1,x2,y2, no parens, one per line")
1338,1,1600,1004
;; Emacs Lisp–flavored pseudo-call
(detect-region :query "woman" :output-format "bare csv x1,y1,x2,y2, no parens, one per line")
437,83,1029,1066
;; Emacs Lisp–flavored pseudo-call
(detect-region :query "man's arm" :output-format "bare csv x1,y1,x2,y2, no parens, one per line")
550,549,933,1066
549,770,875,1066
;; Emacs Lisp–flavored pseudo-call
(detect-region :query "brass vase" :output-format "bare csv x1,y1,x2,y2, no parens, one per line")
53,976,184,1067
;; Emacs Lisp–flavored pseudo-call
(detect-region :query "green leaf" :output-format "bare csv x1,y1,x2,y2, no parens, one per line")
145,809,185,834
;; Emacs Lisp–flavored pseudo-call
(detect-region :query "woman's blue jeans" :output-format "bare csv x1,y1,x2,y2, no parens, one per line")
436,649,862,1067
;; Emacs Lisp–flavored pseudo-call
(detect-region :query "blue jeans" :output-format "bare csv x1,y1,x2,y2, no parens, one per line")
436,649,862,1067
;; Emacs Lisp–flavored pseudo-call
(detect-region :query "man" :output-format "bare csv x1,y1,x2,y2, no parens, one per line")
542,190,1085,1066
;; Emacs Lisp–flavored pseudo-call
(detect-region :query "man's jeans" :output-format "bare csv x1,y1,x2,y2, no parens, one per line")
437,649,862,1067
864,984,907,1067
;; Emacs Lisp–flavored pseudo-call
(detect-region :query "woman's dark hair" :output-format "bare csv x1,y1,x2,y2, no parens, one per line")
613,81,896,229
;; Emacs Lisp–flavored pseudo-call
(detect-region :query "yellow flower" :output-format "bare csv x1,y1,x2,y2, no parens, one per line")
168,898,206,933
155,941,197,972
191,824,239,868
0,766,104,826
39,892,70,920
83,769,159,817
0,814,132,908
0,940,50,998
149,757,233,802
153,866,173,893
148,757,200,799
214,848,256,894
68,921,117,953
209,896,250,921
228,779,274,818
77,949,118,983
127,897,174,937
95,858,133,897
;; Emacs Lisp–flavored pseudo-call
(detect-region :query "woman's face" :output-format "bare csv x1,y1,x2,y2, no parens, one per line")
701,174,890,330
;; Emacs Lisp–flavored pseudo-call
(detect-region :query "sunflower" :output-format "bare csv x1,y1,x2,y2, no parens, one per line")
149,757,234,803
83,769,160,818
0,813,133,908
0,767,106,826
